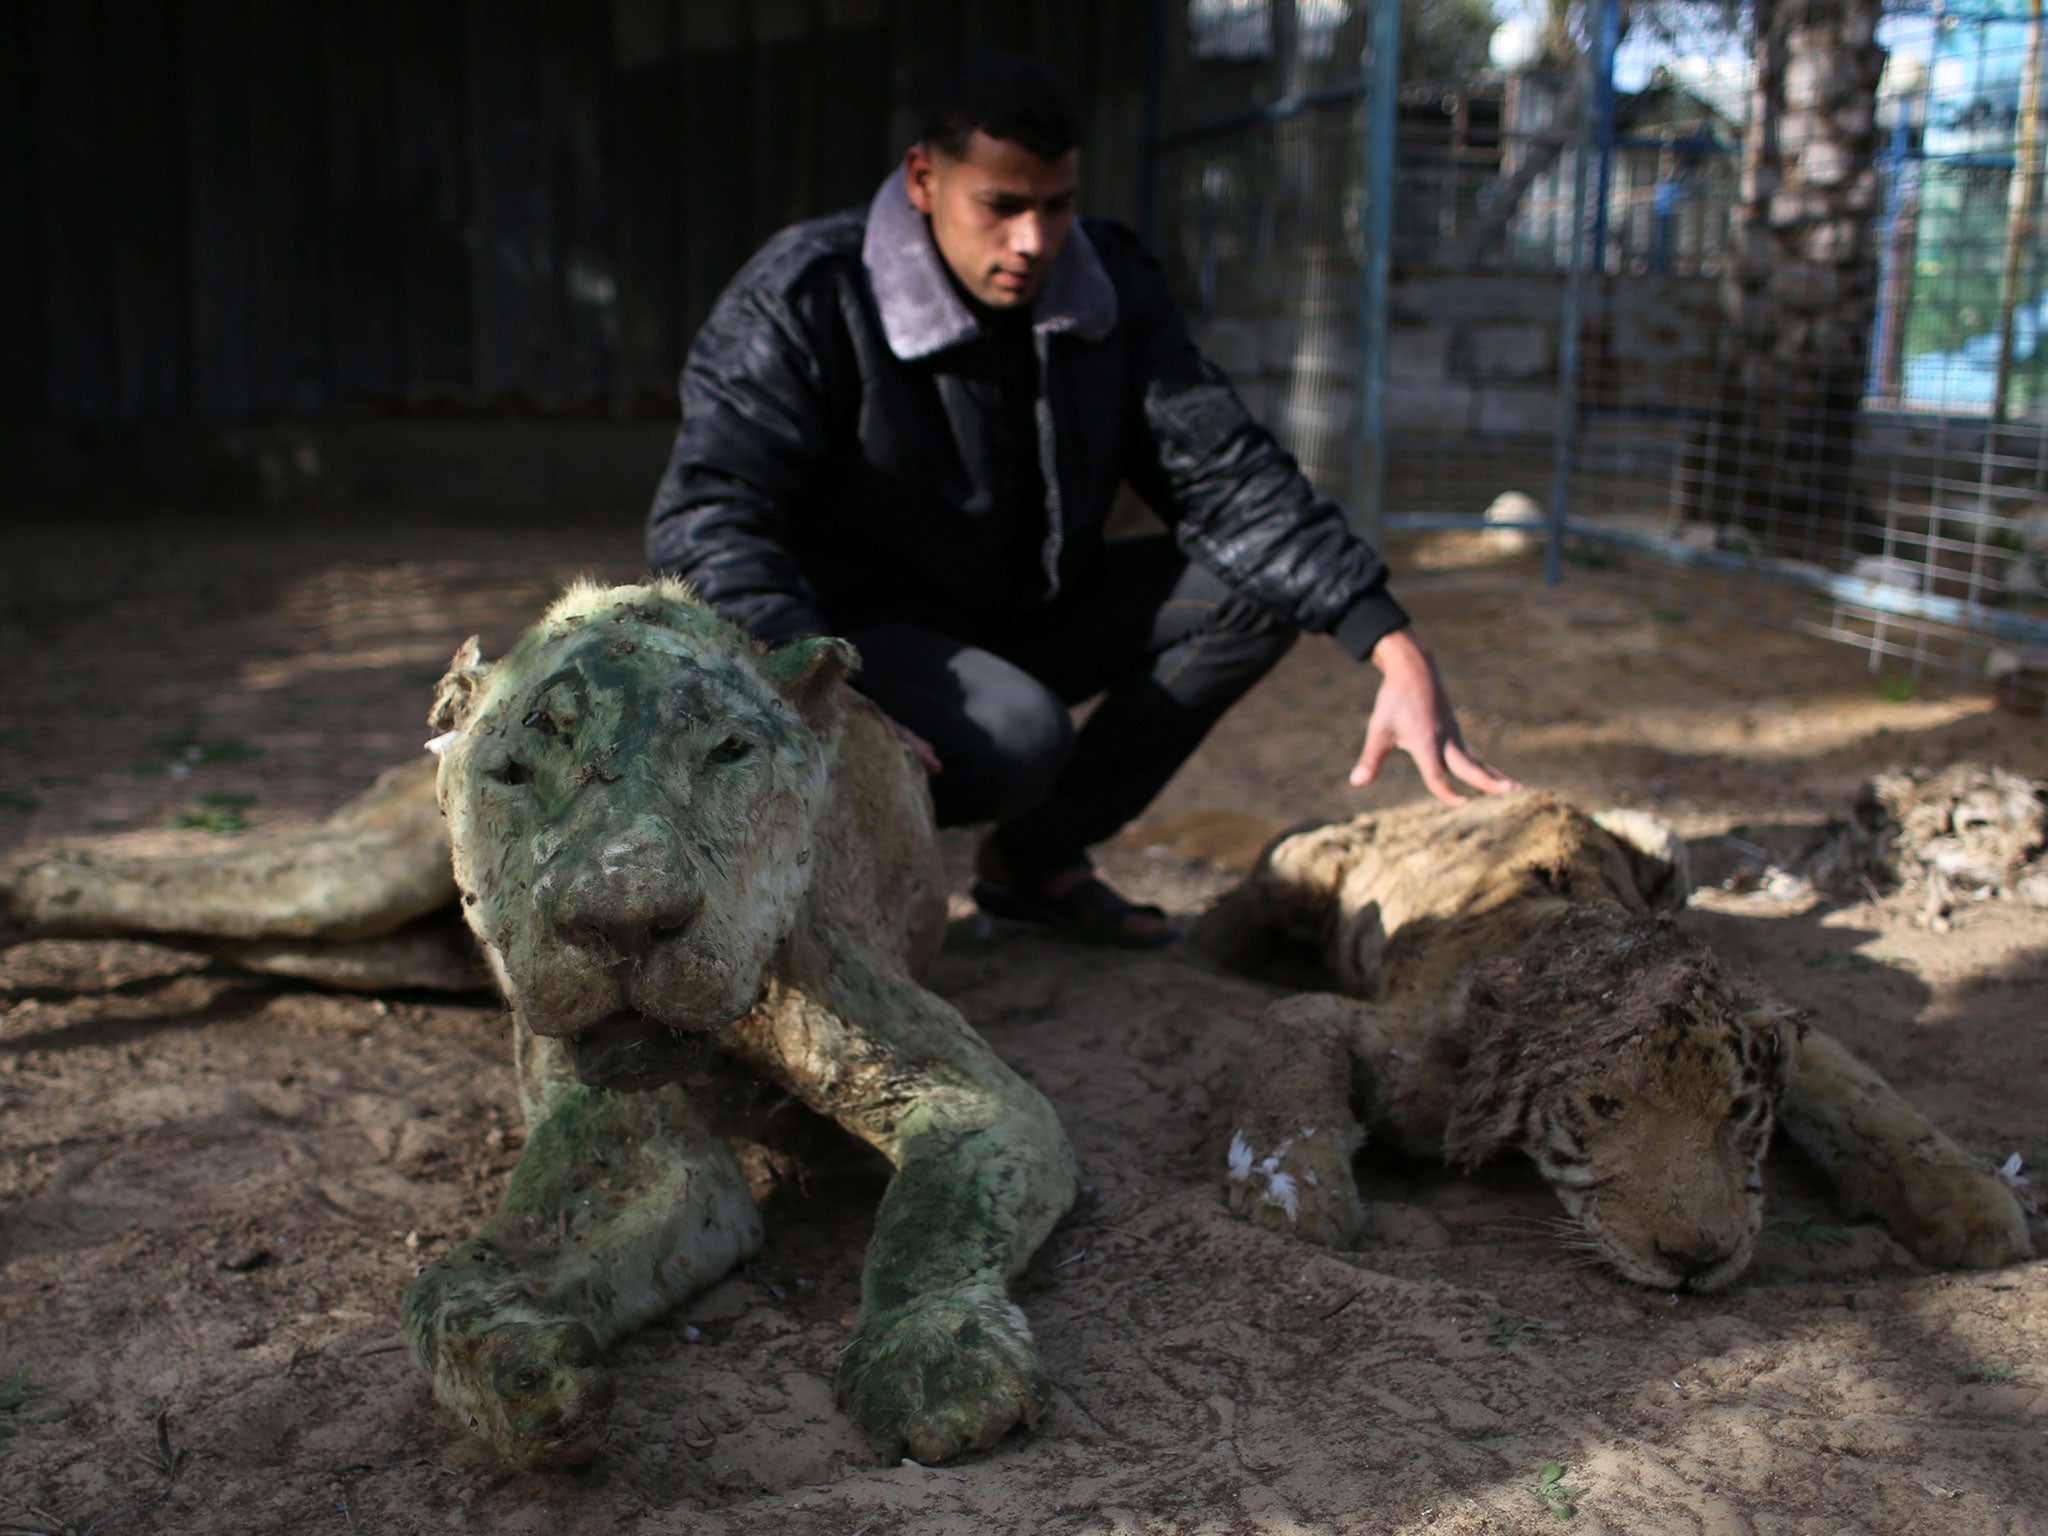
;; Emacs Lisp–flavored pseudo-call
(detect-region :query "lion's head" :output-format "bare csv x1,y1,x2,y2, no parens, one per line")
425,580,856,1085
1444,906,1795,1292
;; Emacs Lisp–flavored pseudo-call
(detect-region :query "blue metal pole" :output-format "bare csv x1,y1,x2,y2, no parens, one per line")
1354,0,1399,542
1589,0,1620,274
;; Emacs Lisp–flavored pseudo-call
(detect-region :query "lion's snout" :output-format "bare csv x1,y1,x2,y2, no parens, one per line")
552,887,704,960
547,835,706,961
503,837,720,1040
510,832,783,1040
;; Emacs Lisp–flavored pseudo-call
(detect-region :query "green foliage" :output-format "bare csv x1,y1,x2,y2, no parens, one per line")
170,808,245,833
1964,1361,2028,1385
171,793,256,834
0,1366,69,1448
1901,165,2048,416
1875,672,1915,704
1486,1307,1537,1347
1529,1461,1584,1519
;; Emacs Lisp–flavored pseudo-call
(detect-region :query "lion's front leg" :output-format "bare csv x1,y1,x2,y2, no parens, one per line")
404,1033,762,1467
729,946,1076,1464
839,1124,1065,1463
1225,993,1371,1247
1779,1027,2031,1269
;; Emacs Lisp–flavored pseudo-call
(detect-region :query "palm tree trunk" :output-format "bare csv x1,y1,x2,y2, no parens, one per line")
1682,0,1886,558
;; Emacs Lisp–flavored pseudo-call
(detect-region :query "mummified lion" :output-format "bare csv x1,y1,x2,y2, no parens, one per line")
2,579,1077,1468
1194,791,2031,1292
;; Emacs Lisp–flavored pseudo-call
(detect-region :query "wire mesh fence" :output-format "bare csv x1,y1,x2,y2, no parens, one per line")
1148,0,2048,700
1153,0,1378,501
1630,0,2048,692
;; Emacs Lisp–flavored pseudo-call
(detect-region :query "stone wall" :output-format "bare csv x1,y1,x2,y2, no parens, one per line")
1189,271,1727,507
8,275,1730,518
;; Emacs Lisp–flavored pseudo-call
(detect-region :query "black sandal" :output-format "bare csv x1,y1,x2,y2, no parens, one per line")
970,873,1177,950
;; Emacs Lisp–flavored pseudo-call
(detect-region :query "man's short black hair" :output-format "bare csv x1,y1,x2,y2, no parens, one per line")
920,52,1081,163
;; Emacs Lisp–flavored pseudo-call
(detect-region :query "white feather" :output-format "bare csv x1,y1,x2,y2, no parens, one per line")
1260,1172,1301,1221
1227,1131,1254,1182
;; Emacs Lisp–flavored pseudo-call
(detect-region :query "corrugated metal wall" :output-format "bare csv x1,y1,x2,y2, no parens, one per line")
1,0,1151,422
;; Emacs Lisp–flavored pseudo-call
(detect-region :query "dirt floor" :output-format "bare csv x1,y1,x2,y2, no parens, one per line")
1,506,2044,1536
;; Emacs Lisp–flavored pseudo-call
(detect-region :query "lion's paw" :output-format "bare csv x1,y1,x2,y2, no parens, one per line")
1224,1125,1366,1248
1888,1161,2033,1269
836,1284,1047,1463
435,1318,617,1469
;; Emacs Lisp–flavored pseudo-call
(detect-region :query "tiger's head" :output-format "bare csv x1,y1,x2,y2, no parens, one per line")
1445,906,1796,1292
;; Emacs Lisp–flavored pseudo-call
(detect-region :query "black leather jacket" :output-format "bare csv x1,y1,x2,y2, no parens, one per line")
646,172,1407,658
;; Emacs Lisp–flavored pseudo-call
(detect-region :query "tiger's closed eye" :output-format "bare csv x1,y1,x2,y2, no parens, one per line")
486,760,534,787
707,735,754,766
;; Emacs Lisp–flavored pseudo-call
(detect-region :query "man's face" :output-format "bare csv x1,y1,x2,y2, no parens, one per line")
905,130,1079,310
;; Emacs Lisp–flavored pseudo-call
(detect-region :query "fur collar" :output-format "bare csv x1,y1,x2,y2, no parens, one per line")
861,166,1117,361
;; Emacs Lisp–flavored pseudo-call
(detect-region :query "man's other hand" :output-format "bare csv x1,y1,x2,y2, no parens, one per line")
887,716,944,777
1350,627,1517,806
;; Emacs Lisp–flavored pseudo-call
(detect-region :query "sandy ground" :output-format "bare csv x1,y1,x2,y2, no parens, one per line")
1,507,2045,1536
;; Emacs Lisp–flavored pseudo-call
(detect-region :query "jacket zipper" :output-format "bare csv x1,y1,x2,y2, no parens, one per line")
1033,327,1064,602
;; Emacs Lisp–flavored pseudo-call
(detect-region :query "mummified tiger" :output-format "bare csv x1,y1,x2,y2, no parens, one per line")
1197,790,2032,1291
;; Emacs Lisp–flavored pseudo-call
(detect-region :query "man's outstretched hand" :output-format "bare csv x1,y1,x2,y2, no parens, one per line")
1351,627,1517,805
888,716,944,777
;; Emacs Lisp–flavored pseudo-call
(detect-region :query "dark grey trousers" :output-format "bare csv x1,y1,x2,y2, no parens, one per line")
842,536,1297,880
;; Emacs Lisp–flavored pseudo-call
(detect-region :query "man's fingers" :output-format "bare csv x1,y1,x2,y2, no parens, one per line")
1355,724,1471,806
1356,632,1513,802
1446,740,1519,796
1414,743,1469,807
1349,729,1393,787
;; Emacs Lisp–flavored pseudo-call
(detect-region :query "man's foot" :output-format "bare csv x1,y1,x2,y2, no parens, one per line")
972,841,1175,949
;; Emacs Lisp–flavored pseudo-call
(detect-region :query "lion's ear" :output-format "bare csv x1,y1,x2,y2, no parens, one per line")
428,636,493,737
762,635,860,728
